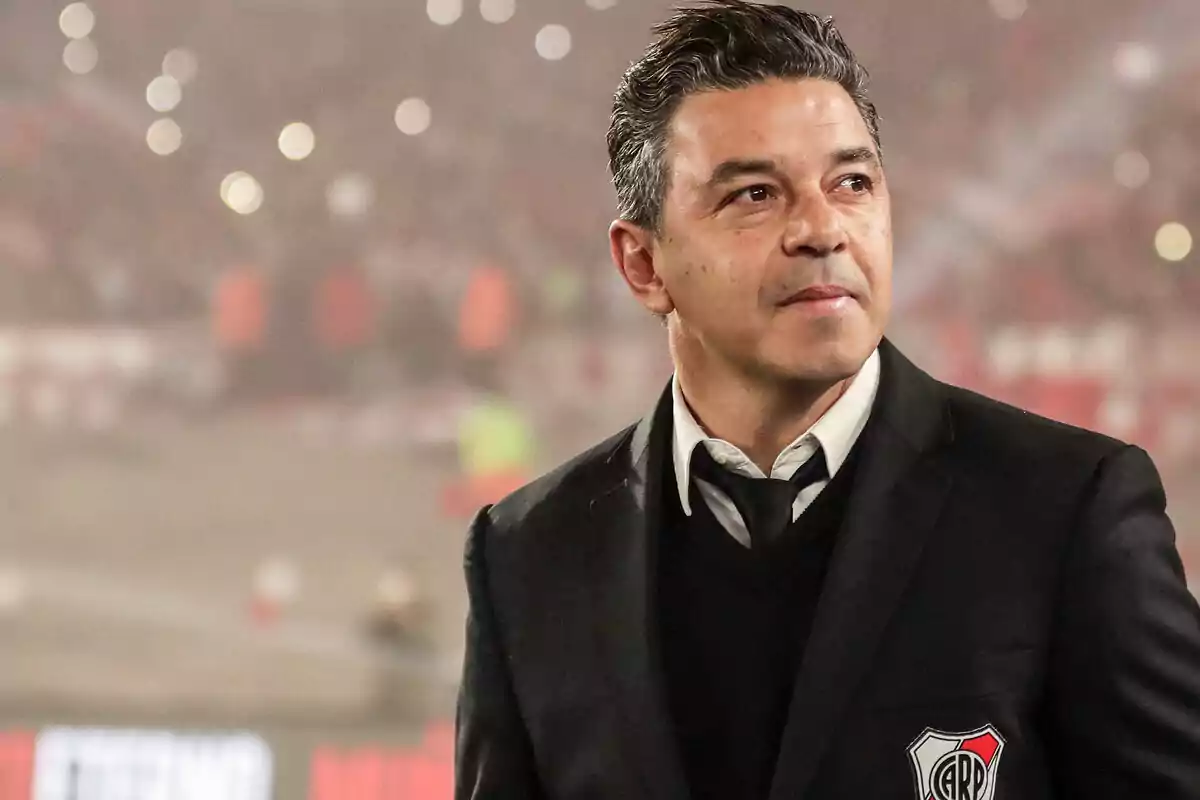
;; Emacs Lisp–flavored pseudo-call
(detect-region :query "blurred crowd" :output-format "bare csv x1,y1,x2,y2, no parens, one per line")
0,0,1197,795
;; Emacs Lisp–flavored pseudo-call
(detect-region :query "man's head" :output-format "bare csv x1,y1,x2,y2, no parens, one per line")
607,0,891,387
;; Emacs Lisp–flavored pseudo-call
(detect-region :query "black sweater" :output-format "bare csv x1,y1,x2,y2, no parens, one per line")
656,444,862,800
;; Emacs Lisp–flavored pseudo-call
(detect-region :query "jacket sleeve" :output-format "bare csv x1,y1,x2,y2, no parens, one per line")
455,506,546,800
1049,445,1200,797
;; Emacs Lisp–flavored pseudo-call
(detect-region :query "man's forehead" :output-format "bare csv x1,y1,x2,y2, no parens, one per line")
667,79,873,179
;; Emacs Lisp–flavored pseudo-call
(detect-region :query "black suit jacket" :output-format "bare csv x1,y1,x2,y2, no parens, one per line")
456,341,1200,799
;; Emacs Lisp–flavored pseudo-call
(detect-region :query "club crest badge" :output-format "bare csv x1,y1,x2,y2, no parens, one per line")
907,724,1005,800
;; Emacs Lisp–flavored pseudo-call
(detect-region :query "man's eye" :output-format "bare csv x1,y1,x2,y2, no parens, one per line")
731,184,776,205
840,174,874,193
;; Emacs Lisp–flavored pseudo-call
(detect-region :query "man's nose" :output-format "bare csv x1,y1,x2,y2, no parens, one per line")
781,194,848,258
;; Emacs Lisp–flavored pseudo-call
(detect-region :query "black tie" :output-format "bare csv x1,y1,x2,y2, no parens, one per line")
690,444,829,547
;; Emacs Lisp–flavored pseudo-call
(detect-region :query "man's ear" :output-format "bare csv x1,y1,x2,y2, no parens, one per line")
609,219,675,317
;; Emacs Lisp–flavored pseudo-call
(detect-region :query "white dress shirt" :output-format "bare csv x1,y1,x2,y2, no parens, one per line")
671,349,881,548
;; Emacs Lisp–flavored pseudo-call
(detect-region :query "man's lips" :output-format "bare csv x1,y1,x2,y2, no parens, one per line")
780,285,855,305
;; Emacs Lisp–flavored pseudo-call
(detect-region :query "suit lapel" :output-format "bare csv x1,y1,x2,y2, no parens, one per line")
586,385,691,800
768,341,955,800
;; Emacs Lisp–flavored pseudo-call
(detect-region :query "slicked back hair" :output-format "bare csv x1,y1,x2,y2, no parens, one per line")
607,0,880,234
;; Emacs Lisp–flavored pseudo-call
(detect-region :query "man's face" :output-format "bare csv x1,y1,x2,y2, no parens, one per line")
632,78,892,385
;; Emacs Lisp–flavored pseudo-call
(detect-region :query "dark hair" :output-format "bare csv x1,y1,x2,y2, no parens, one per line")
607,0,880,233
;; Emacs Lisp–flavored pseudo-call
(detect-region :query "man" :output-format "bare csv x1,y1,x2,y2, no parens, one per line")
455,2,1200,798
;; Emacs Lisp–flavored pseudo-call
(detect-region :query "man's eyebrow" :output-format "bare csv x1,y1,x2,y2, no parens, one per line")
702,148,880,190
831,146,881,170
703,158,786,189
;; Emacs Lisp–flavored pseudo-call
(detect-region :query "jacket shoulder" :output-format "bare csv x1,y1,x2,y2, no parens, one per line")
941,381,1128,474
482,422,638,535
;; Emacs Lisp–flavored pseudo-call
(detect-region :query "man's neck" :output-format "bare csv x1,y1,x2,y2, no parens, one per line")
676,363,852,475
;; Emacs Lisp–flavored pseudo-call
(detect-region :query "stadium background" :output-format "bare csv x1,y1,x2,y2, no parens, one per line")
0,0,1197,796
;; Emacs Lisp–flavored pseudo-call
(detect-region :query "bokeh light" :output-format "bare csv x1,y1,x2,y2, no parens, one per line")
480,0,516,24
146,118,183,156
146,75,182,113
988,0,1028,22
1114,42,1162,86
58,2,95,39
254,557,301,606
220,172,265,215
62,37,98,74
376,568,418,612
427,0,463,26
395,98,432,135
535,24,572,61
585,0,618,9
1155,222,1193,262
278,122,316,161
162,48,199,84
1113,151,1151,189
327,173,375,219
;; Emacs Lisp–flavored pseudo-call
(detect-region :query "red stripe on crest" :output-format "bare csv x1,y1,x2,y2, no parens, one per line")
960,732,1000,766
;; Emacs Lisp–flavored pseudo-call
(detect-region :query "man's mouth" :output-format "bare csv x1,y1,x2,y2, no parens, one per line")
780,285,855,305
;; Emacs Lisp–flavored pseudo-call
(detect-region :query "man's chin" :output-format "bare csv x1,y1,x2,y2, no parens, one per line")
758,336,874,385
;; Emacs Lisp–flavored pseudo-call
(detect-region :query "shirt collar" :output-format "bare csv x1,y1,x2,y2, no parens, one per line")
671,348,881,516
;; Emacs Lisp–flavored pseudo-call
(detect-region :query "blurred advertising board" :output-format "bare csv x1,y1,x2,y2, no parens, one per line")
0,728,272,800
0,723,453,800
0,732,34,800
307,723,452,800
